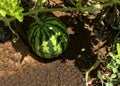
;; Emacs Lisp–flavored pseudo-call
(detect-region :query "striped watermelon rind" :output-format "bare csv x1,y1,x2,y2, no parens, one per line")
27,16,69,59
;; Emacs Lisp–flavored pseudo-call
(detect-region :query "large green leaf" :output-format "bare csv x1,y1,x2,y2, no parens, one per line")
0,0,24,22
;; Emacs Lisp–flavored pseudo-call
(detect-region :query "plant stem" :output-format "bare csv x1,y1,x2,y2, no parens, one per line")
0,0,119,23
7,22,19,43
0,16,19,43
85,59,101,86
24,7,79,16
0,7,79,22
113,31,120,51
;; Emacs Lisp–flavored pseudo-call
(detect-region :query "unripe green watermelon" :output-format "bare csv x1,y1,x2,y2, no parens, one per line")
27,16,69,59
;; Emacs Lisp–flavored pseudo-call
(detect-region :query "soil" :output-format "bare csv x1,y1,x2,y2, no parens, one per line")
0,0,111,86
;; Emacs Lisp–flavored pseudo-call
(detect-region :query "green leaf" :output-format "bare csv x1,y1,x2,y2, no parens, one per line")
0,9,7,17
41,0,47,4
112,67,118,73
116,57,120,64
15,13,23,22
117,43,120,55
97,71,102,79
93,3,103,10
11,7,24,22
105,82,113,86
109,52,115,59
0,0,24,22
110,73,117,79
117,73,120,78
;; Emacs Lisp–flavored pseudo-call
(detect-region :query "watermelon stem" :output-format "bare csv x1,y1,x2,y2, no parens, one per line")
0,16,19,43
0,7,79,23
7,22,19,43
24,7,79,16
34,12,44,25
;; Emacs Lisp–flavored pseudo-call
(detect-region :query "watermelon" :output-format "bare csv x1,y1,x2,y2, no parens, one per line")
27,16,69,59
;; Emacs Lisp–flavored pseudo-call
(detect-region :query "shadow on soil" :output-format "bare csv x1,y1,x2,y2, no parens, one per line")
59,14,98,72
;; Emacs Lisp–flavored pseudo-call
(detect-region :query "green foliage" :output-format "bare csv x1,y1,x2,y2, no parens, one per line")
103,6,120,30
97,71,104,85
0,0,24,22
117,43,120,54
97,43,120,86
41,0,47,4
70,0,120,20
